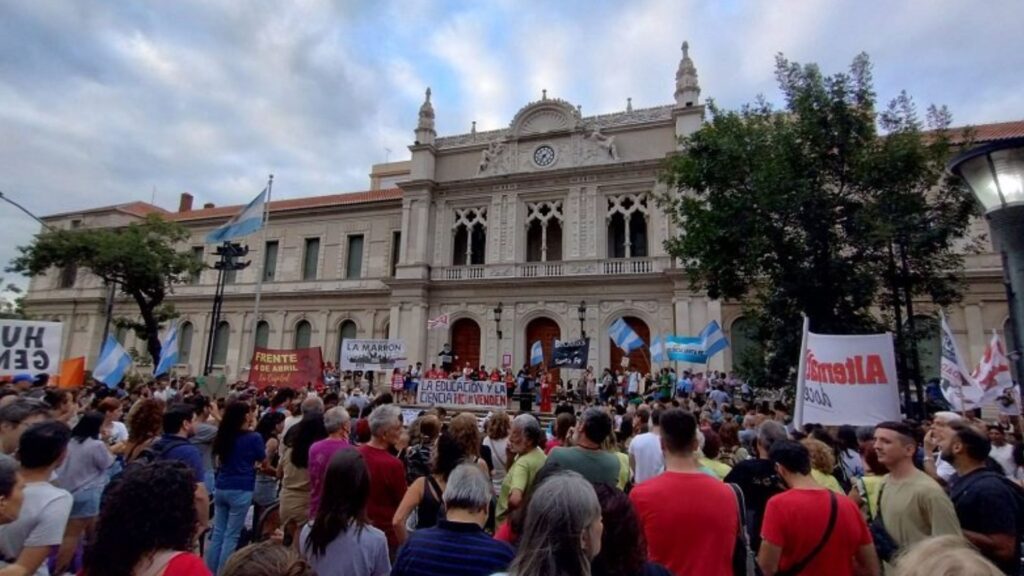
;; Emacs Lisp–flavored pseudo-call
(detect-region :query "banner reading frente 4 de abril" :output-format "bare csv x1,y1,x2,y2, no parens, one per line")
797,331,901,426
0,320,63,377
416,379,507,410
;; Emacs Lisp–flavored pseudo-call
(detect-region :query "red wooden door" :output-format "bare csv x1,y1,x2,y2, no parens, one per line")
450,319,481,372
610,316,650,375
525,317,561,380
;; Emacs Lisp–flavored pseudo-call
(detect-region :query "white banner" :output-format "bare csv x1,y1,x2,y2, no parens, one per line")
0,320,63,376
416,379,508,410
340,339,407,371
795,328,901,426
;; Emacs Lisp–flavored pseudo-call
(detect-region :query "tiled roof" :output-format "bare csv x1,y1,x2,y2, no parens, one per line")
169,188,402,222
43,201,167,220
948,120,1024,145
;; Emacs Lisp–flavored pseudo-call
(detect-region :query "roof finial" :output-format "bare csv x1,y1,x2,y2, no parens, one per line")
682,41,689,59
542,89,547,100
425,87,431,102
627,97,633,113
416,86,436,141
471,121,477,134
675,41,700,107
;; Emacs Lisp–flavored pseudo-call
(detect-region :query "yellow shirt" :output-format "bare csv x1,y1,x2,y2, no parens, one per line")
699,456,733,480
811,469,844,493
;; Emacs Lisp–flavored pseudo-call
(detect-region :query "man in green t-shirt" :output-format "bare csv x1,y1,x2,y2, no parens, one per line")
546,407,622,485
496,414,547,522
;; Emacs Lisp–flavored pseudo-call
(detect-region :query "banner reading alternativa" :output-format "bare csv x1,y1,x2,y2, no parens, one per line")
249,347,324,389
417,379,507,409
0,320,63,376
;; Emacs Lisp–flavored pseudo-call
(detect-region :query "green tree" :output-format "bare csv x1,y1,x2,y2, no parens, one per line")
0,278,24,319
658,53,974,389
7,215,203,364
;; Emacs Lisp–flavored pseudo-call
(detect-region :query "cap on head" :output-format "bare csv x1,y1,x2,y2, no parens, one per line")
11,374,32,385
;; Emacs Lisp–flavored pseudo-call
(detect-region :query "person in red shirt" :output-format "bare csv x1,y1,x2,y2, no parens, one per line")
630,408,738,575
356,404,407,559
758,440,879,576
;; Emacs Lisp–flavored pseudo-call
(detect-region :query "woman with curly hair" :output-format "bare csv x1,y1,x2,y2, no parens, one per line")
207,402,266,574
800,437,844,493
392,431,466,543
449,413,490,478
124,398,164,463
221,541,314,576
81,460,209,576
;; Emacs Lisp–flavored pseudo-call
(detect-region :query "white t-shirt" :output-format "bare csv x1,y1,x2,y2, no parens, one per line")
0,482,73,576
989,443,1016,477
109,421,128,444
628,431,664,484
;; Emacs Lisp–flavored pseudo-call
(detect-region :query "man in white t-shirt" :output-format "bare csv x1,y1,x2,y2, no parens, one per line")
0,421,73,576
987,424,1016,477
628,407,665,484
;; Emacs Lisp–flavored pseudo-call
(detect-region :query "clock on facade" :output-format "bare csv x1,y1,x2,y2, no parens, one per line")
533,145,556,167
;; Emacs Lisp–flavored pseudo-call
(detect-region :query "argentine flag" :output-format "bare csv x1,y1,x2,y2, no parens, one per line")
205,187,267,244
609,318,644,353
154,323,179,377
93,335,132,389
650,335,666,363
530,341,544,366
700,320,729,359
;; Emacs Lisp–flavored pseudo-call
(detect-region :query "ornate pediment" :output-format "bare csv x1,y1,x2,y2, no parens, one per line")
510,98,581,138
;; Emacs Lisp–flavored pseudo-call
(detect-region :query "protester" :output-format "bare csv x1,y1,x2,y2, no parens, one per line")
496,414,547,522
308,406,351,519
392,464,515,576
546,412,576,454
188,394,219,492
0,455,24,527
723,420,788,548
52,411,115,572
357,404,407,557
923,411,962,485
631,408,738,575
591,484,672,576
151,403,210,530
837,425,866,480
206,401,267,574
873,421,961,561
393,431,465,542
505,472,603,576
253,410,286,510
0,421,72,576
891,535,1004,576
280,408,327,544
628,407,664,484
757,440,879,576
124,398,164,463
698,430,732,480
940,421,1021,574
0,399,50,455
547,407,620,486
222,541,315,576
299,448,391,576
81,460,209,576
97,397,128,456
483,411,511,494
403,415,440,485
801,437,844,493
987,424,1016,477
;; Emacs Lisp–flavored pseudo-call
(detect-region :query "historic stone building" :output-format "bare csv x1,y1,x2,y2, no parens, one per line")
20,43,1023,384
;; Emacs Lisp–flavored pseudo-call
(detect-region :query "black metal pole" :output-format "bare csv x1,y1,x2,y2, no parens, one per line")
899,239,926,420
203,247,229,376
887,242,912,416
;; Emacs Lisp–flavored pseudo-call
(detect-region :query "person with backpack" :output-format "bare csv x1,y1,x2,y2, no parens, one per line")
206,401,266,574
149,403,210,533
392,431,466,544
942,422,1022,575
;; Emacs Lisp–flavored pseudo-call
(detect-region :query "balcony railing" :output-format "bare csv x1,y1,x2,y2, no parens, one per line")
430,257,670,281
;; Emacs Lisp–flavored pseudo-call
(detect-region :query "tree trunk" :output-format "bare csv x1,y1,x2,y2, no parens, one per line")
131,291,163,365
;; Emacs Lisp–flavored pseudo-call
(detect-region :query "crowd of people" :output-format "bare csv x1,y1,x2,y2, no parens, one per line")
0,368,1020,575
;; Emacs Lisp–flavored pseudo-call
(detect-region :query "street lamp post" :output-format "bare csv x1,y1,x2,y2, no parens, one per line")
578,301,587,339
950,137,1024,392
203,242,251,376
493,302,503,340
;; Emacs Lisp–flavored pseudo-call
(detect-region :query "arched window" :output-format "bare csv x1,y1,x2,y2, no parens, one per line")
607,194,648,258
295,320,312,349
338,320,357,362
452,208,487,265
212,321,230,366
179,322,194,364
608,316,649,375
255,321,270,349
526,201,564,262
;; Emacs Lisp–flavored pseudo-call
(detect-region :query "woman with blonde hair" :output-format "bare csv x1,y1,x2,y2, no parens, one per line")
893,535,1003,576
800,437,843,493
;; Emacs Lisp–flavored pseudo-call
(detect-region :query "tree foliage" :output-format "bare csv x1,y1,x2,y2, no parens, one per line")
7,215,203,364
658,53,976,388
0,278,24,319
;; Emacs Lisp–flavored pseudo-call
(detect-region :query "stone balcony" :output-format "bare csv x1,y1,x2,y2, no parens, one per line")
429,257,673,281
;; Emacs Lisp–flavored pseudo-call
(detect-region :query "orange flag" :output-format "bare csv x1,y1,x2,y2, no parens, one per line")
57,357,85,389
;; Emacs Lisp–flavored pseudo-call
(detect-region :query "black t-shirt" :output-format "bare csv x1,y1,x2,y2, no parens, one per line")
950,468,1021,576
723,458,785,549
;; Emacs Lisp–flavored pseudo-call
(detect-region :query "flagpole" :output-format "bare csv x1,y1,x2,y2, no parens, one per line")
246,174,273,379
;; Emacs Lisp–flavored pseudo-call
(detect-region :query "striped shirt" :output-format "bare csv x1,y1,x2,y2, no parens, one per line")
392,520,516,576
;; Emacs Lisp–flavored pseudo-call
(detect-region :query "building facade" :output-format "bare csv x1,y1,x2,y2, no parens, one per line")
21,43,1022,384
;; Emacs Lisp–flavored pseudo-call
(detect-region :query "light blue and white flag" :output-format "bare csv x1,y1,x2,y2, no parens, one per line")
530,340,544,366
665,321,730,364
205,187,267,244
609,318,644,353
93,335,132,388
650,335,666,363
154,322,179,377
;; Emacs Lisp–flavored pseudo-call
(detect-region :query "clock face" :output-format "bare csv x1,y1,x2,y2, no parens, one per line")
533,145,556,167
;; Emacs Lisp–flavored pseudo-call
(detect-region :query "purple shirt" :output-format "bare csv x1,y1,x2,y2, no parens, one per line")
308,438,351,518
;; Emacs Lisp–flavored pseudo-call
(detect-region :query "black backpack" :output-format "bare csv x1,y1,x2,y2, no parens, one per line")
107,436,193,490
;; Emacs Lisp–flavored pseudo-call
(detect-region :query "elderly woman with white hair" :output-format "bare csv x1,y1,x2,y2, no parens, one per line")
392,464,515,576
495,414,547,523
357,404,408,559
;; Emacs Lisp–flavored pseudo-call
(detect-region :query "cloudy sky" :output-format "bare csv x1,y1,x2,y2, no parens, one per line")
1,0,1022,292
